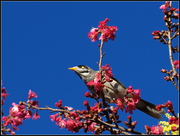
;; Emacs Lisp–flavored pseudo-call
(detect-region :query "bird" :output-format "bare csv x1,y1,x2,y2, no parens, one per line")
68,65,165,119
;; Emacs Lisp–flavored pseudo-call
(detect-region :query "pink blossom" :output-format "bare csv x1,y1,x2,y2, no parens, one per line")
171,126,178,131
88,18,117,42
10,131,15,135
1,87,6,93
132,89,141,103
98,18,109,30
83,100,89,107
88,122,96,133
84,91,91,97
11,117,23,126
99,29,109,42
55,100,62,108
165,100,173,112
169,116,179,125
94,82,104,93
12,126,19,131
55,115,62,125
88,31,99,42
152,30,160,36
24,110,33,119
1,87,9,100
102,64,113,81
2,116,11,126
64,106,74,111
86,80,94,86
87,73,104,94
28,89,37,99
151,124,163,134
66,119,81,132
109,26,118,34
50,113,59,122
115,98,125,111
113,106,119,114
59,119,67,129
10,103,25,118
159,1,169,10
32,111,40,120
156,104,163,111
124,98,136,114
127,86,134,93
108,34,116,41
173,60,179,69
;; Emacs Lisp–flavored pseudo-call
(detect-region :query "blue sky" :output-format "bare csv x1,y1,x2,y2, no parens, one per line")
1,1,179,134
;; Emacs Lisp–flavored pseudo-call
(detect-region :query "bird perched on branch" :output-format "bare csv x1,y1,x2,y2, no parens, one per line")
69,65,165,119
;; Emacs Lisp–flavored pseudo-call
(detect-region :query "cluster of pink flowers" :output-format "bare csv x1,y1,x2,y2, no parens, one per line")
169,116,179,125
50,100,97,133
1,89,39,134
173,60,179,69
145,124,164,134
156,100,173,113
152,30,160,39
115,86,141,114
159,1,179,19
87,64,113,94
102,64,113,82
1,86,9,106
83,101,103,116
88,18,118,42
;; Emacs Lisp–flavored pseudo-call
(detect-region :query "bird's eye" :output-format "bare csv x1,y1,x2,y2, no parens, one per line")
81,66,84,68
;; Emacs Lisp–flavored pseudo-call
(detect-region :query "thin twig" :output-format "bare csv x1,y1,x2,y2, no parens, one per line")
167,1,179,90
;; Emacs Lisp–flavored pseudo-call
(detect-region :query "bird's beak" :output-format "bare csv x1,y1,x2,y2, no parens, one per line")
68,67,77,71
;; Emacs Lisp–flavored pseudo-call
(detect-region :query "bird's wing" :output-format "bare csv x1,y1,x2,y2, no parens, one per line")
111,76,127,89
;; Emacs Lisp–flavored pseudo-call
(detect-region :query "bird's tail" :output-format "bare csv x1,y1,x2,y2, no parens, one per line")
135,98,165,119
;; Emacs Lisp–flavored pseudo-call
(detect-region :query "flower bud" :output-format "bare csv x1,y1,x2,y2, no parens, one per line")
160,69,166,73
131,121,137,126
164,76,170,81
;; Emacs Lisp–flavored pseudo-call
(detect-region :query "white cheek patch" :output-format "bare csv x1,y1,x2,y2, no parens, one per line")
81,72,89,77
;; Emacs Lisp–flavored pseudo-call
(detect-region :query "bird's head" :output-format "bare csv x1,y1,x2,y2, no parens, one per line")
68,65,97,83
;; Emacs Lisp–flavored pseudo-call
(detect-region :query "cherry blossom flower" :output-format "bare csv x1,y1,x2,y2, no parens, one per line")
1,87,9,100
32,111,40,120
102,64,113,82
28,89,37,99
88,18,117,42
64,106,74,111
132,89,141,103
24,110,33,119
11,117,23,126
88,122,96,133
88,28,99,42
55,100,63,108
83,100,89,107
127,86,134,93
156,104,163,111
98,18,109,30
124,98,136,114
165,100,173,112
151,124,164,134
84,91,91,97
152,30,160,36
169,116,179,125
10,103,25,118
173,60,179,69
59,119,67,129
50,113,59,122
159,1,169,10
115,98,125,111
